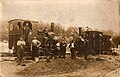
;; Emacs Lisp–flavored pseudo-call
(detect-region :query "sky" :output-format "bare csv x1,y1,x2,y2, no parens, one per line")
0,0,120,33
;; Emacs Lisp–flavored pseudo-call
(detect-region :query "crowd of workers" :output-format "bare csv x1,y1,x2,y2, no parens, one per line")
16,35,90,66
16,26,91,66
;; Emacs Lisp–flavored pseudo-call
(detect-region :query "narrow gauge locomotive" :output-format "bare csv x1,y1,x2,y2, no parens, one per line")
8,19,58,56
75,27,112,55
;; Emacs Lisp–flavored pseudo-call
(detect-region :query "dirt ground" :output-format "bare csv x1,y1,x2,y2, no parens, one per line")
0,58,34,77
0,55,120,77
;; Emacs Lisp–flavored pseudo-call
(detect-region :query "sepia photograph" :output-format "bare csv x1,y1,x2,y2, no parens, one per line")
0,0,120,77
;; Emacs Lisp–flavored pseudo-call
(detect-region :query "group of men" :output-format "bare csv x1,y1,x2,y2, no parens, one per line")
16,35,90,66
16,36,41,65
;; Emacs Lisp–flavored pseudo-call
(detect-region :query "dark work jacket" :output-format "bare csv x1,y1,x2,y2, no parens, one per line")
75,38,84,48
60,40,67,49
83,40,91,55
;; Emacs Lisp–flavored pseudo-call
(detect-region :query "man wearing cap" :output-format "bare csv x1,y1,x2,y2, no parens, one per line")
32,37,41,61
16,37,25,66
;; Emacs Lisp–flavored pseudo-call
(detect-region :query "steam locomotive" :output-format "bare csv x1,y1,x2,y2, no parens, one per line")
75,27,112,55
8,19,58,56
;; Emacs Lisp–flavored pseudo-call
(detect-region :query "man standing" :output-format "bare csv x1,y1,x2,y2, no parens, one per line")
32,37,41,62
17,37,25,66
75,36,84,56
69,40,76,59
59,37,67,59
83,39,90,60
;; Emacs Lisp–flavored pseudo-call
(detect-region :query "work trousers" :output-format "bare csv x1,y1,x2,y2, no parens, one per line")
59,48,66,59
17,47,24,64
70,48,76,59
32,46,39,60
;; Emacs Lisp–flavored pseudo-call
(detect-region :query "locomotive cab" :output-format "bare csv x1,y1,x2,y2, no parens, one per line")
102,35,112,54
8,19,38,55
83,31,103,54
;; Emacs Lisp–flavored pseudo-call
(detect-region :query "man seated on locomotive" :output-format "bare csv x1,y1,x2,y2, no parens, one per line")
59,37,67,59
32,37,41,62
43,27,48,33
52,33,58,45
69,40,76,59
16,36,26,66
42,27,49,36
48,33,59,58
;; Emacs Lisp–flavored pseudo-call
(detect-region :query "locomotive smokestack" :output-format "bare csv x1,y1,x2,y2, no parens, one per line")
79,27,82,36
51,23,54,32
